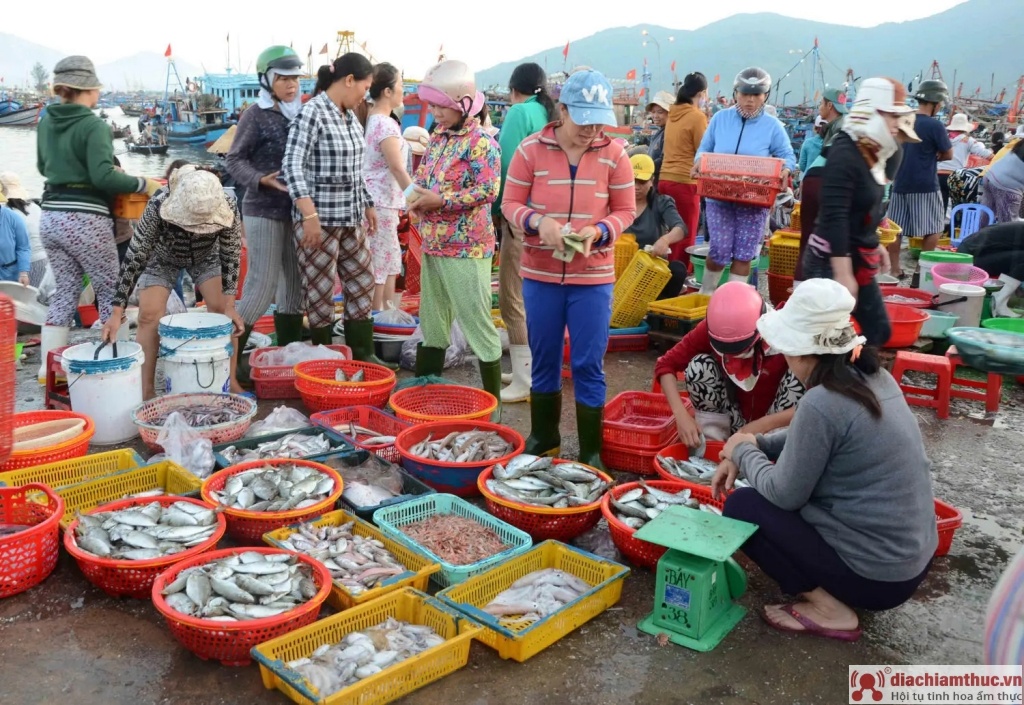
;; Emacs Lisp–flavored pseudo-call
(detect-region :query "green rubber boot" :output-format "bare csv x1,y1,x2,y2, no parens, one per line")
478,358,503,424
309,325,334,346
274,313,305,346
345,318,397,369
525,390,561,457
576,402,607,472
235,324,255,385
414,344,446,378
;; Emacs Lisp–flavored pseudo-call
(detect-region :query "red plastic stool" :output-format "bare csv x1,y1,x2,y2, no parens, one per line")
946,346,1002,414
45,345,72,411
891,351,951,419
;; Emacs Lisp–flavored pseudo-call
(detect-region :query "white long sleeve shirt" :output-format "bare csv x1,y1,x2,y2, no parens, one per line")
938,134,993,172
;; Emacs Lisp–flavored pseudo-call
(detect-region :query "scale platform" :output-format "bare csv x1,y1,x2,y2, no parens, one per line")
635,504,758,652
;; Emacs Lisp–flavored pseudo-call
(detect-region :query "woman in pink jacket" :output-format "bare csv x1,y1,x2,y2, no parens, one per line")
502,68,635,469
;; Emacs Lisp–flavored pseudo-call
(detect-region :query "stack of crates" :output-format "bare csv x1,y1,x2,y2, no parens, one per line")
611,252,672,328
614,234,639,280
767,229,800,305
645,294,710,336
600,391,680,474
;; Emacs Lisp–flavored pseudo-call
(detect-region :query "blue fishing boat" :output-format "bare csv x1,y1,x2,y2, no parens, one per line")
204,69,316,116
0,98,41,127
157,60,234,146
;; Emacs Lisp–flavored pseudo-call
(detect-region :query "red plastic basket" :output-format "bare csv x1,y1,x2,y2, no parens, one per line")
1,411,95,471
389,384,498,424
0,482,64,598
131,393,257,451
252,315,276,335
606,334,649,353
934,498,963,557
477,461,613,542
0,295,13,464
697,153,785,208
249,344,352,400
879,286,934,309
601,481,723,568
63,496,227,598
201,459,344,544
601,441,667,475
403,221,423,295
653,441,727,486
603,391,682,448
310,405,412,463
151,547,332,666
294,359,397,412
768,271,794,306
882,303,928,349
399,293,420,316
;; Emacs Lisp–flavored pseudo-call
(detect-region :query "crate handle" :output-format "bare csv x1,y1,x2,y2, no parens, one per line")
249,651,322,704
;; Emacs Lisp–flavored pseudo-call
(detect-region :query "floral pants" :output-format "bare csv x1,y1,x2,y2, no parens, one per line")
40,210,119,327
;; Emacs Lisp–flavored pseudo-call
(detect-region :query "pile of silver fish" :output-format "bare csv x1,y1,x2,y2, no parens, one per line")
219,432,333,464
409,430,513,463
275,520,407,596
161,551,317,620
151,404,246,427
333,422,396,447
208,464,336,512
483,568,591,626
286,618,445,697
656,454,749,489
334,368,366,383
486,454,610,508
883,294,926,305
611,482,722,530
73,501,219,560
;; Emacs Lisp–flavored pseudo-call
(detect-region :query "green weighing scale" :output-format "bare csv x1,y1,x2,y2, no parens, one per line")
635,504,758,652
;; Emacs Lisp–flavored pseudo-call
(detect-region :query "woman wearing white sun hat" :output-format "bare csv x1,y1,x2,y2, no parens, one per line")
937,113,993,210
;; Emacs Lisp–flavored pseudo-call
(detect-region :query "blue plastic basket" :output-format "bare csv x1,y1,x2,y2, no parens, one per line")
373,493,533,588
608,321,650,337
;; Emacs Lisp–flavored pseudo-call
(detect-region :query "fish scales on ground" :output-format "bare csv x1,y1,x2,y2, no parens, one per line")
73,501,219,559
483,568,592,627
161,552,317,620
277,520,408,596
209,463,335,512
487,454,610,508
152,404,246,427
610,481,722,529
399,514,509,566
285,618,446,698
219,432,333,464
409,430,514,463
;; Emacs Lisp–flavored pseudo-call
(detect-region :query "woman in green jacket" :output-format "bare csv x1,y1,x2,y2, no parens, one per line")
495,62,557,402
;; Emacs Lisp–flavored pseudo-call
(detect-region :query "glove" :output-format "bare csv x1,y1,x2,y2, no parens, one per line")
144,178,163,196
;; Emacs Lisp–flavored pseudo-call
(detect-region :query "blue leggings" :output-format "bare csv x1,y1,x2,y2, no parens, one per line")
523,279,612,407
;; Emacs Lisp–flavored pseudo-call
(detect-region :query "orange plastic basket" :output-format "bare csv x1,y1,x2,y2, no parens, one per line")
310,405,412,463
934,499,962,557
1,411,95,471
112,192,150,219
201,458,344,545
293,359,397,412
131,393,257,451
697,153,785,208
0,295,14,464
249,344,352,400
478,462,613,542
64,495,227,598
389,384,498,424
0,482,64,598
151,547,332,667
767,271,794,306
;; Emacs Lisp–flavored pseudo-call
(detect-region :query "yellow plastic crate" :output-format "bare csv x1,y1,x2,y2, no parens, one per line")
790,202,801,231
768,232,801,277
0,449,145,490
877,219,902,246
436,540,630,662
611,251,671,328
57,461,200,529
614,233,639,280
647,293,711,320
252,588,481,705
263,509,441,611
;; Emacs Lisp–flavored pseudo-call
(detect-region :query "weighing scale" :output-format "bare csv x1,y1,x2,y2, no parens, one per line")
635,505,758,652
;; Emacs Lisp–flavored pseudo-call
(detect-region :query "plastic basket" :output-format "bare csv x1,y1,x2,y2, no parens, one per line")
879,286,934,309
652,441,727,487
211,427,351,469
934,498,963,557
0,483,64,598
877,219,902,245
946,328,1024,376
251,588,480,705
112,192,150,219
249,344,352,400
647,294,711,321
151,547,332,667
882,303,929,348
201,459,344,545
131,393,257,451
252,315,276,336
605,333,649,352
931,263,990,290
601,481,723,568
0,295,13,465
1,411,95,471
0,448,145,489
768,232,801,277
611,251,672,329
437,540,629,662
395,421,525,497
310,406,412,464
373,493,533,588
645,312,702,335
263,509,441,611
603,391,679,448
697,153,784,208
389,384,497,424
600,439,671,475
309,448,436,523
614,234,639,280
294,360,397,412
767,271,794,306
399,293,420,316
790,204,802,231
64,495,226,598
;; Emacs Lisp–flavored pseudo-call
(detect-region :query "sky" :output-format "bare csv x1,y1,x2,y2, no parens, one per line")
8,0,968,77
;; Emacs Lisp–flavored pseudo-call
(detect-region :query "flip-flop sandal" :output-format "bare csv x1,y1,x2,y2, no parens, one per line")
760,603,862,642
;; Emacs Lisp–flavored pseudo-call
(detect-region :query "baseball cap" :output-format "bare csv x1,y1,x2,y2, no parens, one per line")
559,69,617,127
631,154,656,181
822,88,849,115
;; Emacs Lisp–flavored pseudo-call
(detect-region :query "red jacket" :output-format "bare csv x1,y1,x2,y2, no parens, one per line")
654,320,789,422
500,122,635,286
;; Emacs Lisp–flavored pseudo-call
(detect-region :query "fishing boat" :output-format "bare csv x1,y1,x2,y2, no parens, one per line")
127,143,169,155
157,61,233,146
119,102,148,117
111,124,131,138
0,100,41,127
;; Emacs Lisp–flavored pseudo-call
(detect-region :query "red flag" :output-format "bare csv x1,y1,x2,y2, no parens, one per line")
562,41,569,60
319,43,329,55
643,56,648,67
713,74,720,83
164,44,172,58
670,60,676,72
626,69,636,81
639,88,645,98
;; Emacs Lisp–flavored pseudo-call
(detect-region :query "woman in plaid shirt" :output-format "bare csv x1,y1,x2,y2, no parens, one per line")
282,52,391,367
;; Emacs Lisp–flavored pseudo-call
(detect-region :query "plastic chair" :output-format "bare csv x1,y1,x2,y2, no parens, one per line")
949,203,995,248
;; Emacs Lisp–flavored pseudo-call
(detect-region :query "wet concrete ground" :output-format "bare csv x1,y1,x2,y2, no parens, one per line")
4,311,1023,705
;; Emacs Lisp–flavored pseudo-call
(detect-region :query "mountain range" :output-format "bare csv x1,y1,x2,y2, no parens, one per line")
476,0,1023,103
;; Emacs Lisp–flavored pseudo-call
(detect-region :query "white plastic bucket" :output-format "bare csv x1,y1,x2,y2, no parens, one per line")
61,342,144,445
159,312,234,395
936,283,986,328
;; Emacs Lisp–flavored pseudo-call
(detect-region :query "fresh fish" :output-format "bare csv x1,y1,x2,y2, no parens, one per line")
409,429,514,463
335,369,349,382
151,404,246,427
210,463,336,512
482,568,590,626
220,432,334,464
485,454,609,508
73,502,218,560
611,486,716,529
656,455,719,484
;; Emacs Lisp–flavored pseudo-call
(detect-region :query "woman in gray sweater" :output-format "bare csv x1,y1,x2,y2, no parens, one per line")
713,278,937,642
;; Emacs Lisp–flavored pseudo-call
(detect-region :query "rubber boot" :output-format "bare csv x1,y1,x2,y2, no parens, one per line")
500,345,531,403
525,390,561,457
576,402,607,472
992,274,1022,318
234,324,255,385
502,372,513,384
274,313,305,345
345,318,397,369
309,325,334,345
37,325,69,385
478,357,503,423
414,343,446,378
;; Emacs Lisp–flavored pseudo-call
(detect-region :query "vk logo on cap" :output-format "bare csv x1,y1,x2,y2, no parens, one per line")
582,85,610,105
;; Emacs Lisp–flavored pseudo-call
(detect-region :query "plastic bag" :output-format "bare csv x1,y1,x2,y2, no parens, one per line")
151,411,216,478
261,342,347,366
373,302,416,326
400,322,470,371
572,520,622,563
244,405,309,437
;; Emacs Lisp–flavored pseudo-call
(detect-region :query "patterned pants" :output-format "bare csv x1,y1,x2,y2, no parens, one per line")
420,254,502,362
497,219,528,346
237,216,303,323
981,182,1024,225
684,353,804,433
294,224,374,329
40,210,119,327
365,207,402,285
705,199,771,265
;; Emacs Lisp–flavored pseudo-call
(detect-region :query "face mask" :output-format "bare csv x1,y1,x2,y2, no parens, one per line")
699,97,708,109
718,346,762,392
